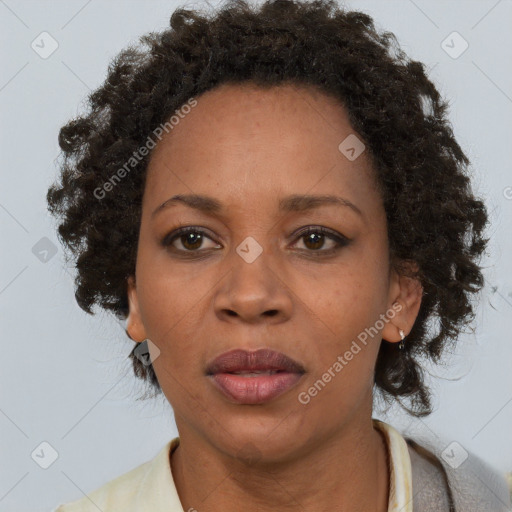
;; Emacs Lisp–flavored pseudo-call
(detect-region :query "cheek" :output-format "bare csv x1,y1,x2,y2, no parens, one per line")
304,264,388,348
136,243,206,336
145,301,208,412
296,253,389,403
135,260,210,384
308,287,383,386
139,283,204,364
296,280,384,422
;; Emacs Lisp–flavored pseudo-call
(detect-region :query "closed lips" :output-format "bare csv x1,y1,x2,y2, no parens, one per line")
230,370,281,375
206,348,306,404
205,348,306,375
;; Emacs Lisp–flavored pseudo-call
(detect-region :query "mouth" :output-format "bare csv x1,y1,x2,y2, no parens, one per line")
205,348,306,405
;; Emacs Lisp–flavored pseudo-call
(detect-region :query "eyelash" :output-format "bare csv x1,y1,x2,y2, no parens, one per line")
161,225,351,257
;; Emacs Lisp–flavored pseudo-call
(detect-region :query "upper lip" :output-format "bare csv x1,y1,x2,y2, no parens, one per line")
206,348,306,375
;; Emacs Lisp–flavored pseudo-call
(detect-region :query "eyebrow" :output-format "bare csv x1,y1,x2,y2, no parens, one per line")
151,193,363,219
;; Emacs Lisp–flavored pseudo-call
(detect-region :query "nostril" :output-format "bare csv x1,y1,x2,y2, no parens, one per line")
264,310,278,317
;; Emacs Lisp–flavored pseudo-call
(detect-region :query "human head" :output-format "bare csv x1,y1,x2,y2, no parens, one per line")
47,0,488,421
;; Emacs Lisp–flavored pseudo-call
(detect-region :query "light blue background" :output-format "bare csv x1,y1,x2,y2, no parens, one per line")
1,1,511,510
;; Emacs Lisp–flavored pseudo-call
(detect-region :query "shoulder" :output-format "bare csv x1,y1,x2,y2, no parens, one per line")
52,458,153,512
405,434,512,512
52,439,179,512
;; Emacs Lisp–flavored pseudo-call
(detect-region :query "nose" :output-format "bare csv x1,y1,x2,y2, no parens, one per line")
213,244,293,324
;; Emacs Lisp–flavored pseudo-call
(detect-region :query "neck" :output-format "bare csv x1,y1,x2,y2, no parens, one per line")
170,414,389,512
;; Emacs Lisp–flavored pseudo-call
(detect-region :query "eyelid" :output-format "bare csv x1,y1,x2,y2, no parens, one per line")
289,225,351,254
162,226,220,248
290,225,351,243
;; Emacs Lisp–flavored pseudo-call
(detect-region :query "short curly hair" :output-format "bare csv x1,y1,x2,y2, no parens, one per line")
47,0,489,416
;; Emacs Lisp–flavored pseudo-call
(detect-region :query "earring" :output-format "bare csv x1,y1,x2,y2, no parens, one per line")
398,329,405,350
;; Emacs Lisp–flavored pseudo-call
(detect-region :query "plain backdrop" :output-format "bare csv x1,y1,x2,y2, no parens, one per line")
1,0,511,511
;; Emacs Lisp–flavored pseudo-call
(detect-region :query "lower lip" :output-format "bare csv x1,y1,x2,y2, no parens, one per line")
208,372,304,404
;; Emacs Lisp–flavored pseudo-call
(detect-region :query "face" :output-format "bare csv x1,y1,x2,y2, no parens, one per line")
127,82,421,462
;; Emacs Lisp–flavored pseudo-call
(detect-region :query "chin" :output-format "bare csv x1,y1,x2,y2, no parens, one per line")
208,411,310,464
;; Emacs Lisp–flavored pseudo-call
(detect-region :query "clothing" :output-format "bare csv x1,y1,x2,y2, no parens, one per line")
53,419,511,511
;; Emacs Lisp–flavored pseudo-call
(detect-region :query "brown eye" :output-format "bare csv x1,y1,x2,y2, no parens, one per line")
180,231,203,250
292,226,350,256
301,232,330,250
162,227,220,252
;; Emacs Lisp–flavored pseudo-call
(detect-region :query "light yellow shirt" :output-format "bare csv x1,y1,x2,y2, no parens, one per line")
55,419,413,511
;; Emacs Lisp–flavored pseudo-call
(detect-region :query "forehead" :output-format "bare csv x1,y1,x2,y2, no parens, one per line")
148,82,358,161
143,82,381,216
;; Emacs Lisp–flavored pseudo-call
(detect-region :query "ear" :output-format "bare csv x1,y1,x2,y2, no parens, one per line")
126,275,147,343
381,262,423,343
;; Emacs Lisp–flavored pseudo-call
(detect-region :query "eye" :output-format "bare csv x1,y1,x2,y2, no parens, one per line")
162,227,220,252
162,225,351,257
291,226,350,256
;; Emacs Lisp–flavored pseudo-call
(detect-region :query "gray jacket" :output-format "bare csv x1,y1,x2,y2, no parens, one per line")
406,435,511,511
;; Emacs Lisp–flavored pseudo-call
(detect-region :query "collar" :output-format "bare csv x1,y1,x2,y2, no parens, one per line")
373,419,413,512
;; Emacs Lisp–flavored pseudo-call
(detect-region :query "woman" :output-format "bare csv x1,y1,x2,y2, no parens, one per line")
48,0,511,510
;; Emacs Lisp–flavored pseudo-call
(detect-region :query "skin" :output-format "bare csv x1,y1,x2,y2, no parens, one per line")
126,82,423,512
